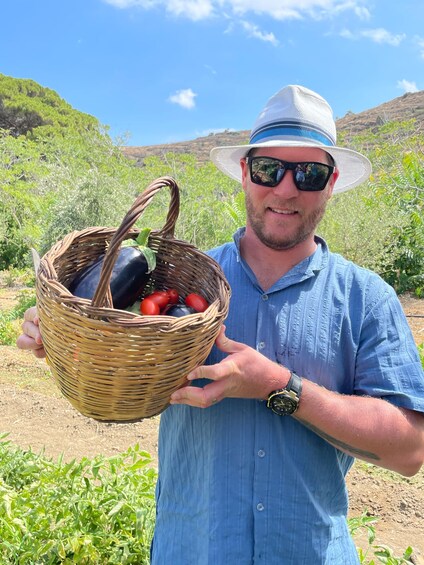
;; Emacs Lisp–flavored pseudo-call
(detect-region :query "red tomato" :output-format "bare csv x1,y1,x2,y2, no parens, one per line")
166,288,179,304
185,293,209,313
146,291,169,310
140,297,160,315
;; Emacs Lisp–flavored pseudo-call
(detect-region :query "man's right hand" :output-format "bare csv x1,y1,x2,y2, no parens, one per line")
16,306,46,358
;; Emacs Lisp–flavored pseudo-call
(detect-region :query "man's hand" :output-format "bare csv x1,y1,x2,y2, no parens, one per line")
170,326,290,408
16,306,46,358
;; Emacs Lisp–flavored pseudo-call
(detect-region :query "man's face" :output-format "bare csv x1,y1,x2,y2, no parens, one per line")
240,146,338,251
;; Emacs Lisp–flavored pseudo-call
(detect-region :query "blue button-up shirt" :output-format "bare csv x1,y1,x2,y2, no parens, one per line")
151,230,424,564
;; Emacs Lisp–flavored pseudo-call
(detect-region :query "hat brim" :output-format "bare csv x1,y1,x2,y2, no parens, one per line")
210,141,372,194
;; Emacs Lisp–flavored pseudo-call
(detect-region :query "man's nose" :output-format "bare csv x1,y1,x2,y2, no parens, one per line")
272,170,299,197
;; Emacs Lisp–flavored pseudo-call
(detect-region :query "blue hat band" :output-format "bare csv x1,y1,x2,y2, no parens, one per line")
250,121,335,146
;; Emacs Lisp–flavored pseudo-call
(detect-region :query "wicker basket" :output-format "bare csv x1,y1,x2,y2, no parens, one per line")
36,176,231,422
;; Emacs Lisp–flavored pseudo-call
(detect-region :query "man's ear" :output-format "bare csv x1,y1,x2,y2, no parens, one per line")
328,168,340,197
240,158,248,190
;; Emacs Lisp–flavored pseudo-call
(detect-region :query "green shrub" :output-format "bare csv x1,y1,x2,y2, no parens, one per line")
418,343,424,369
348,512,414,564
0,267,35,288
0,289,36,345
0,436,156,564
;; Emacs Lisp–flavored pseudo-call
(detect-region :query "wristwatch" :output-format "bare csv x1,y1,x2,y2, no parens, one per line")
267,371,303,416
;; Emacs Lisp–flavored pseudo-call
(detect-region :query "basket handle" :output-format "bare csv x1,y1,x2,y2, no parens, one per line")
91,176,180,308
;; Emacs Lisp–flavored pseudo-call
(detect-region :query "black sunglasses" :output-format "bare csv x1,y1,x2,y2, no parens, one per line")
247,156,335,192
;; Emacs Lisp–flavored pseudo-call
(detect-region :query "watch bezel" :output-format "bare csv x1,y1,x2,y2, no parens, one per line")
267,372,302,416
268,393,298,415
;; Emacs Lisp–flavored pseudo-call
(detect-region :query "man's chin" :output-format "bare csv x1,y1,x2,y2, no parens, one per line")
257,232,305,251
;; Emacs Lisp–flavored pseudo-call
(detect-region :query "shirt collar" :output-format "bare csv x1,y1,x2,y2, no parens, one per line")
232,227,329,291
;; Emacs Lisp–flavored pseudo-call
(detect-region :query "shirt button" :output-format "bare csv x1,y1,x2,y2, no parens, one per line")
257,503,265,512
258,450,265,458
262,294,268,301
258,341,265,350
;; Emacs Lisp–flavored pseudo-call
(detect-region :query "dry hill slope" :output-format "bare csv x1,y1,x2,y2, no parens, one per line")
122,90,424,166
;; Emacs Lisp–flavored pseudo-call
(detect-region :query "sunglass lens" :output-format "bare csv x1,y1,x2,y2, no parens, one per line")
251,158,285,187
295,163,330,191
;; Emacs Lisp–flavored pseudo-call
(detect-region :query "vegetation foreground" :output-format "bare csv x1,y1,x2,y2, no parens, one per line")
0,433,416,565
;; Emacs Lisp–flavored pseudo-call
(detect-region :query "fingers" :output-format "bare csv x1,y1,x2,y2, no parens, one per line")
23,306,39,325
20,318,43,346
170,380,227,408
187,359,239,383
215,326,244,354
172,328,256,408
16,306,45,357
16,333,46,357
33,345,47,359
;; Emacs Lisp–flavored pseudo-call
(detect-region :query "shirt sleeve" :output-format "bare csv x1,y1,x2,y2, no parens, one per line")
354,284,424,412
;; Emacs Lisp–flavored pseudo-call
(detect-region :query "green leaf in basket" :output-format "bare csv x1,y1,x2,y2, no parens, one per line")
121,228,156,273
135,228,156,273
135,228,152,247
141,247,156,274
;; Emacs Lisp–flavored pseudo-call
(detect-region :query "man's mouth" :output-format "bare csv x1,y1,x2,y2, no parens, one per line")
269,207,298,215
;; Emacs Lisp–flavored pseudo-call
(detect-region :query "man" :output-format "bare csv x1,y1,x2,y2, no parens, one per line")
18,85,424,564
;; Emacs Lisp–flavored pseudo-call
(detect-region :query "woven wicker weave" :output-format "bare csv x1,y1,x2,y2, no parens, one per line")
36,176,231,422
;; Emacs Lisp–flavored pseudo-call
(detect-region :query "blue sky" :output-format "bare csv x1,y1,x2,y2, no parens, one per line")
2,0,423,147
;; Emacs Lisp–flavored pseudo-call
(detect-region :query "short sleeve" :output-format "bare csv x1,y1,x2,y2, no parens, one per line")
354,284,424,411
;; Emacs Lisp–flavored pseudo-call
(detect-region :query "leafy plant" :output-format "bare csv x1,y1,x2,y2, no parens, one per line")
348,512,414,564
0,267,35,288
0,436,156,564
0,289,36,345
129,153,240,250
418,343,424,369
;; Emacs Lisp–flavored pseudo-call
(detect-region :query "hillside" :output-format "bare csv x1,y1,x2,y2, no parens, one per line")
1,74,422,163
0,73,101,137
121,90,424,166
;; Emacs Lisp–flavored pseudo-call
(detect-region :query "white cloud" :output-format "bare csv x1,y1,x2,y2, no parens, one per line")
103,0,213,20
241,21,279,46
166,0,214,20
339,27,406,46
414,36,424,59
339,28,355,39
360,28,406,46
397,80,419,94
102,0,370,22
354,5,370,20
204,64,217,75
168,88,197,109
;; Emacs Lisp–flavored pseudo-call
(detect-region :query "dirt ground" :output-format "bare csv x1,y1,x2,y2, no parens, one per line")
0,290,423,562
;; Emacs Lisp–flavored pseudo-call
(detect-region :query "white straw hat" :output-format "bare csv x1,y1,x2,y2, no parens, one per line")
210,85,372,194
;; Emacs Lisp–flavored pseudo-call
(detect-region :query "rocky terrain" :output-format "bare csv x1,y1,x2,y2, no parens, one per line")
121,90,424,165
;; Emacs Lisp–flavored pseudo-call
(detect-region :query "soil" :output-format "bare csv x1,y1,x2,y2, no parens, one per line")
0,289,423,562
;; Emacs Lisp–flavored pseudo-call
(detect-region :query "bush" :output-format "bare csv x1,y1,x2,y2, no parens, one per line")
348,512,414,564
0,437,156,564
0,289,36,345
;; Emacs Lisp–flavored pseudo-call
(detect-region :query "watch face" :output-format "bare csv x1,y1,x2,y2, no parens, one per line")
270,395,297,415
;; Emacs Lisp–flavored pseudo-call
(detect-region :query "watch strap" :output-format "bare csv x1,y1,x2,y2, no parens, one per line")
287,371,302,397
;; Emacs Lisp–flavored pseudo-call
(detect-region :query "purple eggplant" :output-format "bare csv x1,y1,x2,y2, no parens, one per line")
163,304,197,317
68,231,156,310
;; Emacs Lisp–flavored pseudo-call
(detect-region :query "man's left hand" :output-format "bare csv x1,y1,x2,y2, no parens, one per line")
169,326,290,408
